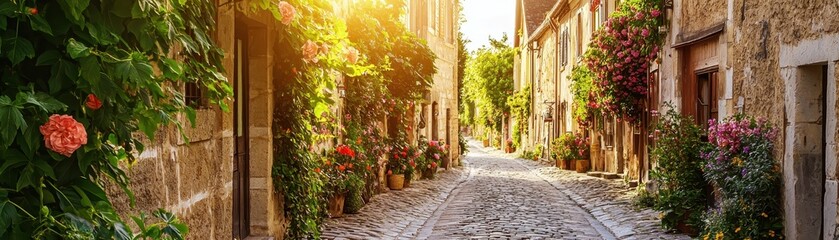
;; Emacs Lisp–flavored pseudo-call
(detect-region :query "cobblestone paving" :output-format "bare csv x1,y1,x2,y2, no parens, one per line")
322,140,690,239
321,165,467,239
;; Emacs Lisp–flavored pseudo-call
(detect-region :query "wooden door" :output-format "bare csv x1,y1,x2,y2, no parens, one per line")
232,24,250,239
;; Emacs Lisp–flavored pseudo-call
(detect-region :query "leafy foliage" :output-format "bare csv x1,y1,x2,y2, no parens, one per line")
507,84,530,148
0,0,227,238
649,105,707,231
569,65,599,127
462,35,515,133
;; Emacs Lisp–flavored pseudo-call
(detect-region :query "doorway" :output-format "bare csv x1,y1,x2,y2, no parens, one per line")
232,23,250,239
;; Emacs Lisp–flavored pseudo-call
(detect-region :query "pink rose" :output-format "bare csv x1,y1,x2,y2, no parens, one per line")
320,43,330,55
345,47,359,64
40,114,88,157
650,9,661,17
278,1,296,25
302,40,319,63
86,93,102,110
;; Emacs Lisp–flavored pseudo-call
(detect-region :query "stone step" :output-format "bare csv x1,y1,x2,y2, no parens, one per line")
627,180,639,188
587,171,604,178
601,173,620,179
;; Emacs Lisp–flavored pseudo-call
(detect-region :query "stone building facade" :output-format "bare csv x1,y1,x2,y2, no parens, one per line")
108,5,290,239
656,0,839,238
406,0,462,167
516,0,649,183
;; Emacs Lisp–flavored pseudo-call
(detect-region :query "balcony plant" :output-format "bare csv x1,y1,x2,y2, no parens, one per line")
505,138,516,153
700,116,783,239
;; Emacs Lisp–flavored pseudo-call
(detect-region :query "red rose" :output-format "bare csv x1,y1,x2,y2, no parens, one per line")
314,168,321,173
29,8,37,15
86,94,102,110
387,170,393,175
40,114,88,157
338,164,346,171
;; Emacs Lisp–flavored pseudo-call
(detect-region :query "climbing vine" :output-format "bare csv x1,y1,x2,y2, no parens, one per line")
0,0,225,238
583,0,664,122
507,84,530,147
569,65,599,127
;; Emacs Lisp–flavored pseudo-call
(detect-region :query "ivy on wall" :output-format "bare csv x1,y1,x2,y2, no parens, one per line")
0,0,225,238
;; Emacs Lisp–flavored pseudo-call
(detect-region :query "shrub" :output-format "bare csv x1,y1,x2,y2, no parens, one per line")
649,105,707,231
700,115,783,239
459,131,469,155
343,174,366,214
533,144,544,160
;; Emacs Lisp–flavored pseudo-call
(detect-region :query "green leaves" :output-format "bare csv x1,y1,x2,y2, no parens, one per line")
0,200,19,238
67,39,90,59
28,15,53,35
0,96,26,148
4,38,35,65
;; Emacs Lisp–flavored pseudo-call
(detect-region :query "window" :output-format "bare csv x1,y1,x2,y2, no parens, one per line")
695,71,718,129
561,28,568,66
185,82,205,108
576,13,583,57
603,115,614,148
428,0,440,31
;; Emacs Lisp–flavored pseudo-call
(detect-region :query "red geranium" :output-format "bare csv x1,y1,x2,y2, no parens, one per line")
336,144,355,158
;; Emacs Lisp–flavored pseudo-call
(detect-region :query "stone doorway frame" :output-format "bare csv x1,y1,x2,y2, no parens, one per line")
780,34,839,240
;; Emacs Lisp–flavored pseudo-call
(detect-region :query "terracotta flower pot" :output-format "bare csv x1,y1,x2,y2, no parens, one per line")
482,140,490,147
388,174,405,190
404,174,412,188
327,193,346,218
422,166,438,179
576,159,590,173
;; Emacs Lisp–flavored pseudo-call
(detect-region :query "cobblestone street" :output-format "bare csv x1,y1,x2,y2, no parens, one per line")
321,140,690,239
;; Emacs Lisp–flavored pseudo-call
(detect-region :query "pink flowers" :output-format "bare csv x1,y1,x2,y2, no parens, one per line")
650,9,661,18
40,114,88,157
345,47,359,64
433,153,440,160
302,40,319,63
85,94,102,110
277,1,296,25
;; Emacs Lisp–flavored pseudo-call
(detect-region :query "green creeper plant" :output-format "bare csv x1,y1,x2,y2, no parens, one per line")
0,0,227,238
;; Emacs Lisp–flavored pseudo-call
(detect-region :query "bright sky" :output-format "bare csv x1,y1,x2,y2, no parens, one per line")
461,0,515,52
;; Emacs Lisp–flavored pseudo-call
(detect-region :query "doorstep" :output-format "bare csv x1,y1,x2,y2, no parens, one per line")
586,171,604,178
601,173,620,179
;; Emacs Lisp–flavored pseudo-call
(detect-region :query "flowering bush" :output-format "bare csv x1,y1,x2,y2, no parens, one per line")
700,115,783,239
552,133,590,161
649,105,707,232
569,66,599,127
319,144,358,197
387,141,421,177
421,140,447,172
583,0,664,122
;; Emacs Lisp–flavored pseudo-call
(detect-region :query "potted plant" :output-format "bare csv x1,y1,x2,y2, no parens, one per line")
552,133,590,172
573,134,591,173
387,140,419,190
420,139,446,179
505,138,516,153
482,133,490,147
321,144,356,218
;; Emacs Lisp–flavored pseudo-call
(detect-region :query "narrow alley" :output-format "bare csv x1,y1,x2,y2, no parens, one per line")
321,141,689,239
